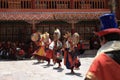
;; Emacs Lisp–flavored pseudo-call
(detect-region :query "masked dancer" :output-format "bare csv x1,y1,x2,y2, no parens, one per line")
64,32,81,74
49,29,62,68
31,32,46,63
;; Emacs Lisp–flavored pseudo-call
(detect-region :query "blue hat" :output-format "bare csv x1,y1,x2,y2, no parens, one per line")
95,13,120,37
100,13,118,30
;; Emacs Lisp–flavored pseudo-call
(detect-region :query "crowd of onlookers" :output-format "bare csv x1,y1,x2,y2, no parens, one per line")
0,41,37,60
0,34,100,60
0,40,85,60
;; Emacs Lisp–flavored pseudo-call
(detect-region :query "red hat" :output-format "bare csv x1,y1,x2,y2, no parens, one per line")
95,28,120,37
95,13,120,37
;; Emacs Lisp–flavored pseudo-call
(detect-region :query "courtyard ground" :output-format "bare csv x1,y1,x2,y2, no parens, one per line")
0,50,97,80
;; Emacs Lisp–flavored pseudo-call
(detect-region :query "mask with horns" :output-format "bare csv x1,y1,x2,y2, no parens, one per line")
72,32,80,45
31,32,41,42
53,29,61,41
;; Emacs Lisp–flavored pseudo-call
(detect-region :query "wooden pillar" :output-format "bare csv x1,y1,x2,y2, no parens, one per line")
32,20,36,33
71,22,75,34
111,0,116,14
70,0,74,9
108,0,116,13
25,20,40,33
66,20,79,34
31,0,35,9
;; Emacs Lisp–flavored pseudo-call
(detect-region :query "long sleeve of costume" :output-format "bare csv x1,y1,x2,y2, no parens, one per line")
85,53,120,80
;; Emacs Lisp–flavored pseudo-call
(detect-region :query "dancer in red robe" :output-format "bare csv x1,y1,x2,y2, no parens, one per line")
43,32,52,65
49,29,62,68
64,32,81,74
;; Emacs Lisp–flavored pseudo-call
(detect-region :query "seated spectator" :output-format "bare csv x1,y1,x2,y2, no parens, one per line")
16,48,25,60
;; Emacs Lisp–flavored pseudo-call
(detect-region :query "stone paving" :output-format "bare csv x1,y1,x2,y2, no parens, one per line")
0,56,94,80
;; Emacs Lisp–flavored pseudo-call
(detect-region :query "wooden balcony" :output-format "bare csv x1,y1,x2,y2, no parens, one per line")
0,0,110,21
0,0,109,10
